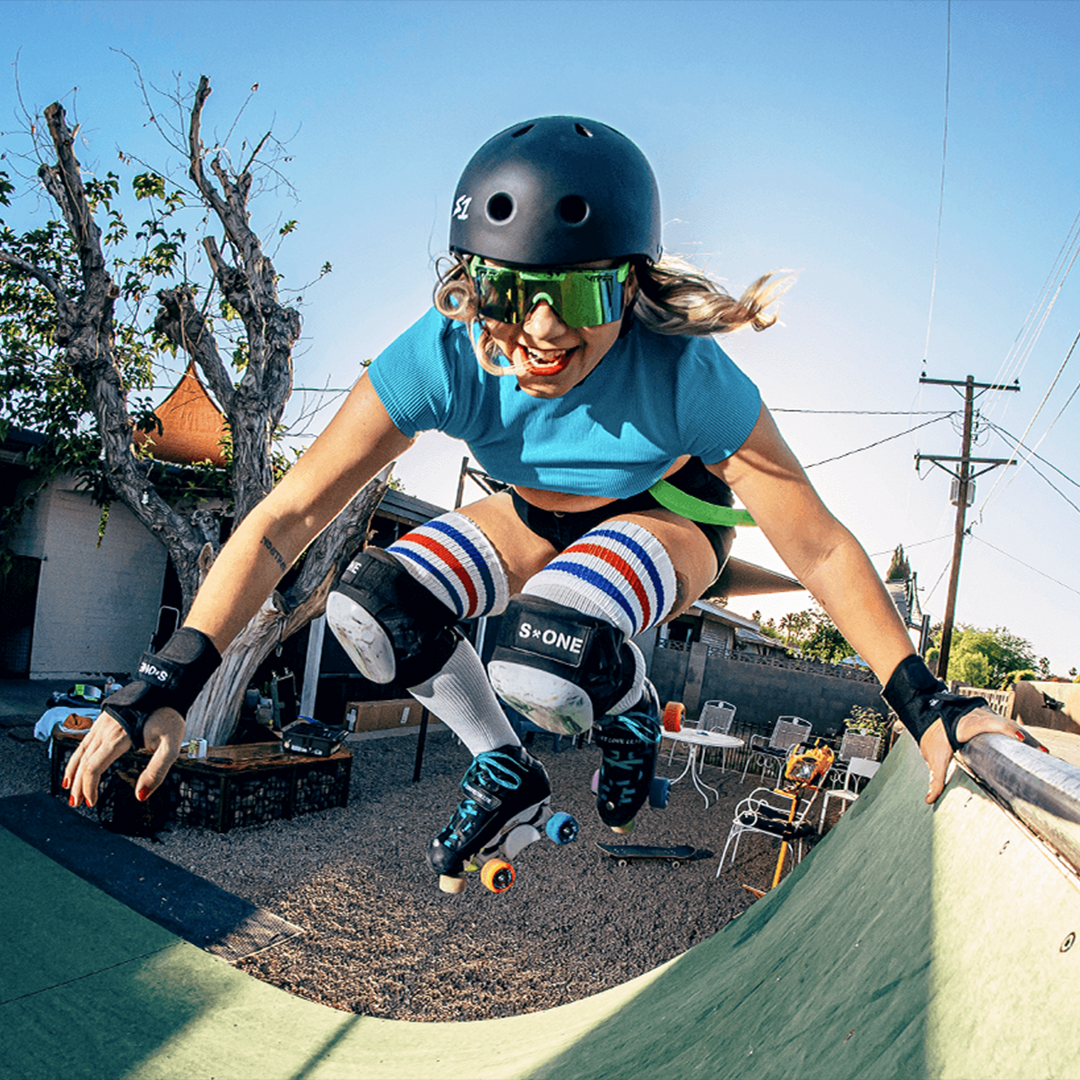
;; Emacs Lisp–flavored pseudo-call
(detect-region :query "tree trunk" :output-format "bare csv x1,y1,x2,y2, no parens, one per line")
185,468,390,744
3,83,384,745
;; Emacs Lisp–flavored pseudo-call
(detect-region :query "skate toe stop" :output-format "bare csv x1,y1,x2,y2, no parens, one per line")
439,874,467,894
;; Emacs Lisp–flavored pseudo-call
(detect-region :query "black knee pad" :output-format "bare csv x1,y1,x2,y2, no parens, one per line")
328,548,460,687
488,595,638,733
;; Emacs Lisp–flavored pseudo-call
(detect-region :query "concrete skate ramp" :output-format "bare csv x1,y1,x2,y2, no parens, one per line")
3,733,1080,1080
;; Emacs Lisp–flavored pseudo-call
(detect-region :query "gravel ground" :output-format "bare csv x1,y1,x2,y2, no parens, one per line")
2,714,828,1022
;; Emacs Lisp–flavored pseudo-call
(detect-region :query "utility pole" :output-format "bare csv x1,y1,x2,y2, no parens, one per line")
916,375,1019,679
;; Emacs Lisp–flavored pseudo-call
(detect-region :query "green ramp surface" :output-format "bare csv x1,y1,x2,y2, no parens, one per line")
3,735,1079,1080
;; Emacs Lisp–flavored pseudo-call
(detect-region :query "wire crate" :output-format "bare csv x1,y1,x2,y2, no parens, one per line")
51,733,351,833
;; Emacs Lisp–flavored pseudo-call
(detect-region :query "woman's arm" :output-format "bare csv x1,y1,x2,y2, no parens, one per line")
710,404,1023,802
65,375,415,806
186,375,415,648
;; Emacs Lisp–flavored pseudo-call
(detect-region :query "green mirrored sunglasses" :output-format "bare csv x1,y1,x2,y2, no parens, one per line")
468,258,631,328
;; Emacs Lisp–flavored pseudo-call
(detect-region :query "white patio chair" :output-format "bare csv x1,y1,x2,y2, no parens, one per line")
716,786,818,878
818,756,881,832
664,700,736,765
740,716,813,784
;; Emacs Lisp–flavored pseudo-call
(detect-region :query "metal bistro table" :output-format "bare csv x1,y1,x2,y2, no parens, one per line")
661,729,744,807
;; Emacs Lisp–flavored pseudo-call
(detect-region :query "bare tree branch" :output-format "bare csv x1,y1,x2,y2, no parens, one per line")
7,81,372,746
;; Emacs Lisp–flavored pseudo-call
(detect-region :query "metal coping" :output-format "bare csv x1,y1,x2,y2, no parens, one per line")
959,732,1080,875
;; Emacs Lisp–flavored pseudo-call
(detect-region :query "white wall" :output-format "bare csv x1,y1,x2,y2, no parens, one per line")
22,482,167,679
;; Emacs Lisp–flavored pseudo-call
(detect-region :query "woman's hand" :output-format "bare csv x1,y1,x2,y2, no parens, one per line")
63,707,184,808
919,706,1040,804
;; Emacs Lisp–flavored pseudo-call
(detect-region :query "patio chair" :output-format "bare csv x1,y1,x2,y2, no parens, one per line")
664,700,736,764
716,786,818,878
741,716,813,783
818,756,881,832
837,730,882,767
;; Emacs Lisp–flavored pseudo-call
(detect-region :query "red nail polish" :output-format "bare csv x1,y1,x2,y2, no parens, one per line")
61,777,70,789
68,795,75,807
136,788,148,802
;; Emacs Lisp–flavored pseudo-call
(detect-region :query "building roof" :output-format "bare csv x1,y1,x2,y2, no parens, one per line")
0,427,47,466
690,599,787,651
378,488,448,527
693,598,762,631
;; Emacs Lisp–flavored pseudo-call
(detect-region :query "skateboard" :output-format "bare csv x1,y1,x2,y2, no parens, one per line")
597,842,697,867
439,802,580,895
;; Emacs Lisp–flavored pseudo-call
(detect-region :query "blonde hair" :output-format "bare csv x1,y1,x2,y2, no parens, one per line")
631,256,791,336
432,253,789,376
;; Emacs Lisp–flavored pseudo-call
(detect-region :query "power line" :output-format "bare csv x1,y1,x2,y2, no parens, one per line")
978,325,1080,518
772,409,952,415
968,534,1080,598
986,422,1080,490
987,424,1080,516
983,207,1080,422
870,535,953,558
921,0,952,377
922,552,955,606
804,413,955,469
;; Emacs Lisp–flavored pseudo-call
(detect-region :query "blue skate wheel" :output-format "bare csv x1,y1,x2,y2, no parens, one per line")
649,777,671,809
546,812,579,845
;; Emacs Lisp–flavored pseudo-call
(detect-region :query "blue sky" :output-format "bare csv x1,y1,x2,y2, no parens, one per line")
4,0,1079,674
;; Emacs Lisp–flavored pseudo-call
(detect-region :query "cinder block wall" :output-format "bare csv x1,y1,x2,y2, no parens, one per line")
651,643,886,738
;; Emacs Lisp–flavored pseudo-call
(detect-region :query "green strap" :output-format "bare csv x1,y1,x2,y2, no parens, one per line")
648,479,756,527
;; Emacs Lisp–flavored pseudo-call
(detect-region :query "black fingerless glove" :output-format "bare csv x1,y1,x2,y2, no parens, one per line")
882,654,987,750
103,627,221,749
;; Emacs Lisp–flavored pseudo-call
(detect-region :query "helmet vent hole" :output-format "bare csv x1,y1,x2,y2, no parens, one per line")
511,124,534,138
574,123,593,138
557,195,589,225
486,192,515,223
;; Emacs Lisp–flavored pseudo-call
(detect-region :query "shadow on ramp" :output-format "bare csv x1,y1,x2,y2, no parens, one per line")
3,736,1079,1080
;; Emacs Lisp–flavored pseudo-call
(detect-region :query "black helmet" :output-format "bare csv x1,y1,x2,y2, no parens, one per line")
449,116,661,267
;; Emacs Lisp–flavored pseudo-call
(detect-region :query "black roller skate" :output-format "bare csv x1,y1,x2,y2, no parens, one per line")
428,745,578,894
593,682,668,832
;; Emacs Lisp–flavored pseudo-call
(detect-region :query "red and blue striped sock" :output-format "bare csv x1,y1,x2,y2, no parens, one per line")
388,511,509,620
523,520,677,639
390,513,517,755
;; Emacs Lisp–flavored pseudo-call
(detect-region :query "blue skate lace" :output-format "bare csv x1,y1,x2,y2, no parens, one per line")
447,750,524,843
613,713,660,746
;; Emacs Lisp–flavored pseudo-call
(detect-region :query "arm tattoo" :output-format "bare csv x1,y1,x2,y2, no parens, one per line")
261,535,289,574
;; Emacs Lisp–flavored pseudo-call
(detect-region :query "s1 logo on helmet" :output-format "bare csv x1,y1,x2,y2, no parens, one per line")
448,115,661,268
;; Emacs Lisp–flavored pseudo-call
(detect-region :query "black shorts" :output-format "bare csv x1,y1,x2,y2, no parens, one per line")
509,458,735,582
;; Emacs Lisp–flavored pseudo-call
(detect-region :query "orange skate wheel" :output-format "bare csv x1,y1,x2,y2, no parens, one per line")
662,701,684,733
480,859,515,893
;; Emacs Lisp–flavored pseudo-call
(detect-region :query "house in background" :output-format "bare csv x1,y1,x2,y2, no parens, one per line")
657,597,793,658
0,420,447,681
0,353,450,682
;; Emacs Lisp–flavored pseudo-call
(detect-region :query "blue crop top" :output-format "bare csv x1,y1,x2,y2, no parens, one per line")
367,307,762,500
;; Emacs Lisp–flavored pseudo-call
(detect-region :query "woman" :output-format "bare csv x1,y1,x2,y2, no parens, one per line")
66,116,1021,891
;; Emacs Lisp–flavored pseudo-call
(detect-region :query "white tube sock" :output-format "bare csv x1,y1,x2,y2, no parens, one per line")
409,637,520,757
